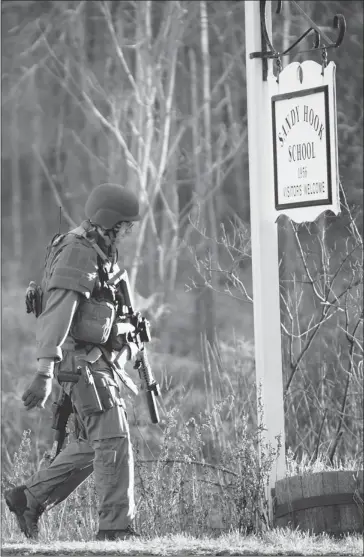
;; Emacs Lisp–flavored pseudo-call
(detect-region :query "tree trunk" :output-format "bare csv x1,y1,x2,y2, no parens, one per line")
31,78,45,244
199,0,217,346
11,100,22,279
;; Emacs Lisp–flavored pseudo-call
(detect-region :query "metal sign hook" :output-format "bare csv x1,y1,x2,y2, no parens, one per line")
249,0,346,81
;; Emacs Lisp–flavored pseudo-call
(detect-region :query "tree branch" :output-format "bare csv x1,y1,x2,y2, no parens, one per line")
33,146,76,228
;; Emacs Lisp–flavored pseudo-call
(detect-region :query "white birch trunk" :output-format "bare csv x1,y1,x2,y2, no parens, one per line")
199,0,217,345
11,101,22,277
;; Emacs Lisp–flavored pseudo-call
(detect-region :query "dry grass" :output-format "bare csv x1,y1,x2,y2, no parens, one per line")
1,287,362,547
1,530,363,556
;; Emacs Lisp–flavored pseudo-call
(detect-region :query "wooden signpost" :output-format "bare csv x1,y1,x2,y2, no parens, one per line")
244,0,343,519
244,2,286,510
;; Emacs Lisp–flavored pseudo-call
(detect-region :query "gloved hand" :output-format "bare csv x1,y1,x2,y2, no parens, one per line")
128,341,139,359
115,321,135,336
22,358,54,411
110,320,136,351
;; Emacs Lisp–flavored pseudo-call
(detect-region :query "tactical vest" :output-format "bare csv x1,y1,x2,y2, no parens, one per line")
41,229,117,346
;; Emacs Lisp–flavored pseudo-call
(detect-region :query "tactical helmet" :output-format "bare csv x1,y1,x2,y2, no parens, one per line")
85,184,141,229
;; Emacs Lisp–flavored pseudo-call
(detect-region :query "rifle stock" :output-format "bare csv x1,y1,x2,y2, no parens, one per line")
51,391,73,460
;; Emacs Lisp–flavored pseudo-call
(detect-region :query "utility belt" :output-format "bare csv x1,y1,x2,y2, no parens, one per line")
56,343,103,383
56,344,138,418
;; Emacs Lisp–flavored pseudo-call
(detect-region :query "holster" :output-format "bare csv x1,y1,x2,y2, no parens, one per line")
57,371,80,383
76,364,104,416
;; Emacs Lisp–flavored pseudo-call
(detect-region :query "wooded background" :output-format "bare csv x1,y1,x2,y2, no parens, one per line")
1,1,363,476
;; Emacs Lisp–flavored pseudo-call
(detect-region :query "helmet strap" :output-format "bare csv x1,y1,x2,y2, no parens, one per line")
84,220,120,269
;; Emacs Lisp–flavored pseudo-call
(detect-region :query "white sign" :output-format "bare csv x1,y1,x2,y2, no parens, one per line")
269,61,340,223
273,86,331,208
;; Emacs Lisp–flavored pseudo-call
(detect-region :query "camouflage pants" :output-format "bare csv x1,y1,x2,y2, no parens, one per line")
25,368,135,531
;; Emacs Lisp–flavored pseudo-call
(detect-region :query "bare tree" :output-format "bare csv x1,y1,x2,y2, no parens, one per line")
189,183,363,463
10,100,23,276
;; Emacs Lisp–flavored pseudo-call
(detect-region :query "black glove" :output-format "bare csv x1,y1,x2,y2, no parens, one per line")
25,281,43,317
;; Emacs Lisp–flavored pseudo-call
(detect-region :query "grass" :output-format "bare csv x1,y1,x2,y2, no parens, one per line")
285,447,364,477
1,396,282,541
1,287,363,553
1,416,363,555
1,530,363,556
1,366,363,551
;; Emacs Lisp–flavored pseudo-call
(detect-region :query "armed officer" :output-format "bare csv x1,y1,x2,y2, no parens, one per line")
5,184,142,541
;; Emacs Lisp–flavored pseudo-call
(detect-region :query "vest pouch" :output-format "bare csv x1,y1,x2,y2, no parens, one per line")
94,376,125,411
70,298,116,345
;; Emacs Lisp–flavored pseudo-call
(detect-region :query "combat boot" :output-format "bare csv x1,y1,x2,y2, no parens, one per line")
4,485,44,539
96,525,140,541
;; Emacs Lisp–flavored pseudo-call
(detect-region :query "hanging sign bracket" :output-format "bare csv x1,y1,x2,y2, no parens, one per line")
250,0,346,81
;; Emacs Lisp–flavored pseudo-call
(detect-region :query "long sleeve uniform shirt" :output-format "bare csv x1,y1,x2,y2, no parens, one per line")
35,289,80,362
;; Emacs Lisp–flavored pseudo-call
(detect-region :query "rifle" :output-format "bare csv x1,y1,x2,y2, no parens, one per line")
79,223,162,423
50,390,73,461
108,269,162,424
